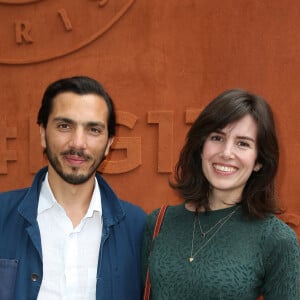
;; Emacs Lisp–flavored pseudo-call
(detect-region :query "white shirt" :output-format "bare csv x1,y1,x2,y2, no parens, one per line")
37,173,102,300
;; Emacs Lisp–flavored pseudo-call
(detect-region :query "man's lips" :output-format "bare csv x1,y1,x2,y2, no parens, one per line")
65,155,86,163
61,150,91,164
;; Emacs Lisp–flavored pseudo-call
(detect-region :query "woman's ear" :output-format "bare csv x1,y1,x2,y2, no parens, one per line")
253,163,262,172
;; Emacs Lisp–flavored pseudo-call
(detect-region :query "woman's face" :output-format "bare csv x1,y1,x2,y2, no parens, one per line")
201,114,262,204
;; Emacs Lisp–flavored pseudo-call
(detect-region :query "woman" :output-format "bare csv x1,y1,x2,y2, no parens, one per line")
142,89,299,299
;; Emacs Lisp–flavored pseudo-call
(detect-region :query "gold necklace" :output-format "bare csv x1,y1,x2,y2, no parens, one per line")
189,206,239,263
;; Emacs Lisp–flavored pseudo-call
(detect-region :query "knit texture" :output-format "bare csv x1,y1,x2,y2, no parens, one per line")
142,204,299,300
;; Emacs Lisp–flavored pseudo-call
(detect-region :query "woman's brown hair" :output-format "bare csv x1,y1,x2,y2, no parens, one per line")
170,89,279,218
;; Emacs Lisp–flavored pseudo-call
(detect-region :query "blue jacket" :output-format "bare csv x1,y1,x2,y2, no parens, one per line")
0,167,146,300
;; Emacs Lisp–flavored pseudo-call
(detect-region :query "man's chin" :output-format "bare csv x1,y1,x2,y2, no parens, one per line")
65,177,89,185
59,171,92,185
48,158,99,185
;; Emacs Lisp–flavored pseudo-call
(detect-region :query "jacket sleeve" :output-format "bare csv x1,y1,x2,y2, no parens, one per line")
141,209,160,286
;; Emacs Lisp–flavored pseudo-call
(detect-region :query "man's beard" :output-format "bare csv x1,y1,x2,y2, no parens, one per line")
45,147,103,185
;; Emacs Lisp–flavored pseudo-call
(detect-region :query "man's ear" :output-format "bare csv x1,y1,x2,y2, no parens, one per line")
40,125,46,148
104,137,114,156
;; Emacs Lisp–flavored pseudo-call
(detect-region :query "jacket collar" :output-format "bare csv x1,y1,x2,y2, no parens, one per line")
95,172,125,227
18,167,125,227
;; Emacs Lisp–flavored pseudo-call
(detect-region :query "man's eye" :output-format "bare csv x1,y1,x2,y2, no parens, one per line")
90,127,102,135
58,123,70,129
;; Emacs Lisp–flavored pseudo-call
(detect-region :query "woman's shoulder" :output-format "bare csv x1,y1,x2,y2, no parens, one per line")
149,203,185,215
262,215,297,236
146,203,186,224
256,214,299,251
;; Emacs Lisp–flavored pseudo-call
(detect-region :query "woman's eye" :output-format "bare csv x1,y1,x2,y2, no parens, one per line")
210,135,223,142
237,141,250,148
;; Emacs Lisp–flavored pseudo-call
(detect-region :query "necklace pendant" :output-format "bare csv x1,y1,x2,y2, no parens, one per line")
189,257,194,262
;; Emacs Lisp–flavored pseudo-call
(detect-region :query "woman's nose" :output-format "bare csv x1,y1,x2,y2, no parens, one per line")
220,142,235,159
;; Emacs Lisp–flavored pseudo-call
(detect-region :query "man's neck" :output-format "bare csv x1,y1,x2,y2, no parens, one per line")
47,172,96,227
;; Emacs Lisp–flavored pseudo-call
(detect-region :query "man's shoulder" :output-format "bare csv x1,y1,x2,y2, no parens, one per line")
0,187,30,203
0,188,32,227
0,167,46,204
0,188,31,218
119,199,147,219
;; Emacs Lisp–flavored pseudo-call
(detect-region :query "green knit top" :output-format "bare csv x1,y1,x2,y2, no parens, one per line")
141,204,299,300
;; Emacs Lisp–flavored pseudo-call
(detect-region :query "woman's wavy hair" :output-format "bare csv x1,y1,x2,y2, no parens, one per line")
170,89,280,218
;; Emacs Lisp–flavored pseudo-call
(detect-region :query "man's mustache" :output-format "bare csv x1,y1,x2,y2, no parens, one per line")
61,149,92,160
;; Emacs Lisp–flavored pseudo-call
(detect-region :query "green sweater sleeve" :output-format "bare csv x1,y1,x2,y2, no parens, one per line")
261,217,299,299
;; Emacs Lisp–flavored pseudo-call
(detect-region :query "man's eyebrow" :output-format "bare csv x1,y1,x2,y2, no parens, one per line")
53,117,74,123
53,117,106,128
86,121,106,129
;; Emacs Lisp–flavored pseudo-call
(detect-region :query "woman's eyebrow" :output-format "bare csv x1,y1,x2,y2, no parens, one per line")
236,135,256,143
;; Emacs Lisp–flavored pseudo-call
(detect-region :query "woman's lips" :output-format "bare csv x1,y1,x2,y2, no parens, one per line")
213,163,237,174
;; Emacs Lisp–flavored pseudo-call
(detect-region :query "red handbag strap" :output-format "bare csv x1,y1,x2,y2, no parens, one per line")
143,205,168,300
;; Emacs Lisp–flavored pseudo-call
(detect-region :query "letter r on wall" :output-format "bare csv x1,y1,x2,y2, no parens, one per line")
15,20,34,44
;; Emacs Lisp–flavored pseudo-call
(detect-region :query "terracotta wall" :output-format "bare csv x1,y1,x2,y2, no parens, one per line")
0,0,299,237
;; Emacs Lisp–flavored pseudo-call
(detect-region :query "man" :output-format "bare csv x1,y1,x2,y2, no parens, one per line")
0,76,146,300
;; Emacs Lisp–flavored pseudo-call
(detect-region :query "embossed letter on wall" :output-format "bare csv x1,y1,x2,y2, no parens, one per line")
0,0,136,64
0,115,17,174
1,110,203,175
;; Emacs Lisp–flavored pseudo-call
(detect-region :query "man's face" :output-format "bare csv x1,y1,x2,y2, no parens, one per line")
40,92,114,185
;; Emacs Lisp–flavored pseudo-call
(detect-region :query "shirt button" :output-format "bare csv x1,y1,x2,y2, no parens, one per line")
31,273,39,282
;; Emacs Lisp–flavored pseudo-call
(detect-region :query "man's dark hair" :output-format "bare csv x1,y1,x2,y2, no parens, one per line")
37,76,116,137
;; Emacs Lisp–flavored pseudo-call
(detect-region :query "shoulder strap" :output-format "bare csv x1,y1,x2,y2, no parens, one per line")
152,205,168,239
143,205,168,300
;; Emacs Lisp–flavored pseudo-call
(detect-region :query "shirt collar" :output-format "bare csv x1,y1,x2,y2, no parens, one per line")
85,179,102,218
38,172,102,217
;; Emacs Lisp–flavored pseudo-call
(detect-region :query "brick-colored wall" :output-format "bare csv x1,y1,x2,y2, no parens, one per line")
0,0,299,238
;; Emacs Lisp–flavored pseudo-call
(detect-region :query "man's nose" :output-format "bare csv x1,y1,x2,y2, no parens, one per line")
69,128,87,149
